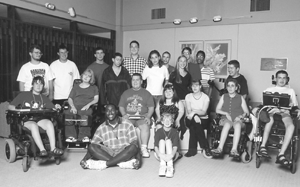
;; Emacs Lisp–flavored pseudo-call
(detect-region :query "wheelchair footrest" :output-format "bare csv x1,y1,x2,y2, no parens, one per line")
66,142,89,149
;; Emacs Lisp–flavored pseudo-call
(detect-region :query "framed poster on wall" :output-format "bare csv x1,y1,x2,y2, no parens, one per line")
204,40,231,78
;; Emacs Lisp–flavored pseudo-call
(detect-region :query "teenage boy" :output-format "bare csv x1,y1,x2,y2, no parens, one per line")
50,44,80,106
80,104,141,170
257,70,300,166
162,51,175,74
119,73,155,158
101,53,131,106
87,47,109,106
225,60,248,99
17,45,54,99
123,40,147,76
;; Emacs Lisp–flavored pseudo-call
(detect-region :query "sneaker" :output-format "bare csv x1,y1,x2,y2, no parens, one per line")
66,137,77,142
85,159,107,170
165,166,174,178
82,137,90,143
118,159,139,169
159,165,166,177
141,148,150,158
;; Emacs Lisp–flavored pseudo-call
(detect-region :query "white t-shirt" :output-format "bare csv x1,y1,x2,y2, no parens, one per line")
142,65,169,95
264,86,298,106
50,59,80,99
185,92,210,119
17,62,54,96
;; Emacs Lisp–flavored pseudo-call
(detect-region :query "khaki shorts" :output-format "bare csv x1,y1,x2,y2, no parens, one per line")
129,118,153,127
219,117,246,129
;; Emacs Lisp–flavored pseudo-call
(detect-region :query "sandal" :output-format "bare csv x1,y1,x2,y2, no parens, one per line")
275,154,291,166
211,147,223,157
51,148,64,156
258,146,271,159
39,150,48,157
229,149,240,158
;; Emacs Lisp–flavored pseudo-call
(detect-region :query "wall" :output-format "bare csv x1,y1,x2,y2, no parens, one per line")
1,0,117,30
123,21,300,104
122,0,300,31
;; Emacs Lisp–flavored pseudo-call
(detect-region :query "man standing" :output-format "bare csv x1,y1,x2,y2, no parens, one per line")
50,44,80,106
225,60,248,99
87,47,109,106
80,104,141,170
119,73,154,158
162,51,175,74
17,45,54,99
101,53,131,107
123,40,147,76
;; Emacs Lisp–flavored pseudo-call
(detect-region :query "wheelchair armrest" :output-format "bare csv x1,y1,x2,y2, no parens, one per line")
290,106,299,118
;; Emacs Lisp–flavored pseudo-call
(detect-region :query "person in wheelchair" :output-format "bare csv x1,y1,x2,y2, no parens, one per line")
257,70,300,166
8,76,64,157
185,79,212,158
211,78,249,157
65,69,99,143
80,104,141,170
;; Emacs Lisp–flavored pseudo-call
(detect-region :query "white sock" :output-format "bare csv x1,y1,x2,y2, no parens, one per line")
167,160,173,167
160,160,166,166
141,144,147,149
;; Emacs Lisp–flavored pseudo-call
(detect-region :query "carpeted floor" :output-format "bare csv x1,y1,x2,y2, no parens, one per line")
0,138,299,187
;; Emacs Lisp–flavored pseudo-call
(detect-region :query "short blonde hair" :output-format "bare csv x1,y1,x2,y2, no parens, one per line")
81,69,95,85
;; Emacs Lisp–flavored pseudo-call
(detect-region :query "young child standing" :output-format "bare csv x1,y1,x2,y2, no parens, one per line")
211,78,249,157
154,113,180,178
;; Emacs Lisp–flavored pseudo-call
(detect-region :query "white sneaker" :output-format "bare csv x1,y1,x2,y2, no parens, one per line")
159,165,166,177
85,159,107,170
66,137,77,142
141,148,150,158
118,159,139,169
165,166,174,178
82,137,90,143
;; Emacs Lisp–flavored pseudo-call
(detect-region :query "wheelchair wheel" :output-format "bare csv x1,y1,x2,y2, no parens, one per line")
22,156,30,172
290,139,298,174
241,151,251,163
202,149,213,159
55,157,61,165
5,139,16,163
256,155,261,168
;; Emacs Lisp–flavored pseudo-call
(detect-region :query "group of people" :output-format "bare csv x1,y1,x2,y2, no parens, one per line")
8,40,300,178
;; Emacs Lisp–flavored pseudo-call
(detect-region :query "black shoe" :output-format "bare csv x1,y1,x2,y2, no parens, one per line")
184,151,197,157
204,149,212,157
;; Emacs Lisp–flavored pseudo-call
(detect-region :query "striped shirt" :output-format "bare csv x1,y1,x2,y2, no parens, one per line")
91,117,137,149
123,56,147,76
201,67,215,87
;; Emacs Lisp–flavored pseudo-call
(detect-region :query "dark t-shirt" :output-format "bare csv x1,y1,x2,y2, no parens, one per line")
169,72,192,100
119,88,154,116
154,128,179,148
11,91,55,109
225,74,248,96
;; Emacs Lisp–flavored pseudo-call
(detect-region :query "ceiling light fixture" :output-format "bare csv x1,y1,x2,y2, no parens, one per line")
173,19,182,25
68,7,76,17
45,3,55,10
189,17,198,24
213,15,222,22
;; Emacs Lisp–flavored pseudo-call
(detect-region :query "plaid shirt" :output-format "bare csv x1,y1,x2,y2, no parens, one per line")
123,55,147,76
91,117,137,149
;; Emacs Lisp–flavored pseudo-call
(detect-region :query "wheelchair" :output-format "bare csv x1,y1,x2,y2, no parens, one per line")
5,109,63,172
254,105,299,174
62,102,98,149
210,114,253,163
